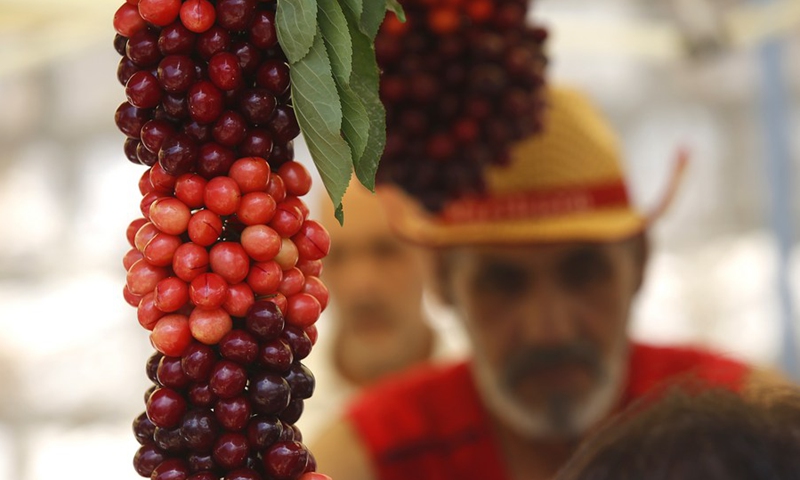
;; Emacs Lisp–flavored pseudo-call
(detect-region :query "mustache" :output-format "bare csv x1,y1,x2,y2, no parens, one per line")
502,342,602,389
346,301,392,320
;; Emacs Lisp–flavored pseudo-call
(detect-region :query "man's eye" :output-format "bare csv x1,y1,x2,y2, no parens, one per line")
476,264,528,295
372,241,402,259
559,250,611,290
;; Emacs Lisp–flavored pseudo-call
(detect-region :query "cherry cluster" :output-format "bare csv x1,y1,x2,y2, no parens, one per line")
114,0,298,175
113,1,330,479
124,158,328,350
374,0,548,211
126,158,329,480
133,303,320,480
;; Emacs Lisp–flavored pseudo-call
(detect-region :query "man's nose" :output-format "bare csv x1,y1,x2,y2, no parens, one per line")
516,282,579,346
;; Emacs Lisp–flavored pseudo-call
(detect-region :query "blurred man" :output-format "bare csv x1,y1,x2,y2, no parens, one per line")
310,87,782,480
299,182,463,441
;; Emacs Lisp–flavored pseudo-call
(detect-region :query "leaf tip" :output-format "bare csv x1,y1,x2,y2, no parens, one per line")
386,0,406,22
334,203,345,225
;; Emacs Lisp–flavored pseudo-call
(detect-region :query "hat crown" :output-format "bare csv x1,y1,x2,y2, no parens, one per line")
378,86,650,247
487,87,626,195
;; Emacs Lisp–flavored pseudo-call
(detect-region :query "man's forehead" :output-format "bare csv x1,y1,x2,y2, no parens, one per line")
447,241,619,265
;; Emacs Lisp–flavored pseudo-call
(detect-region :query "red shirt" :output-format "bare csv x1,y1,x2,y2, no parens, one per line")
346,343,749,480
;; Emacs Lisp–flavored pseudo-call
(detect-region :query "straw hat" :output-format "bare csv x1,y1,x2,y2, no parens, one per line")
377,86,686,247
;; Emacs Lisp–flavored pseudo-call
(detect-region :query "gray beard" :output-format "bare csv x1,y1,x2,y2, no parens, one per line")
471,339,629,441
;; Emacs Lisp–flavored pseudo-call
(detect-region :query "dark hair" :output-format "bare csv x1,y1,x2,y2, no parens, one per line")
558,386,800,480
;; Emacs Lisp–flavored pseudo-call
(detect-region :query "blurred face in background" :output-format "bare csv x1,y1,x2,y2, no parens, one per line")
320,185,431,385
436,237,647,440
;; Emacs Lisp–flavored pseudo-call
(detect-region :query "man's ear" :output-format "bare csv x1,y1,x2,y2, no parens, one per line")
426,249,455,306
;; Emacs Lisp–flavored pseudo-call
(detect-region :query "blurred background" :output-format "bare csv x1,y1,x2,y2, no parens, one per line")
0,0,798,478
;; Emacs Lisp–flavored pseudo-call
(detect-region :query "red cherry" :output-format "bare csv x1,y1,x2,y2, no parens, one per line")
127,217,149,247
428,7,461,34
180,0,216,33
143,232,182,267
125,71,162,109
268,203,303,237
296,259,323,278
139,169,155,195
149,197,192,235
266,174,286,203
285,293,321,328
138,291,165,330
241,225,281,262
301,276,329,310
188,80,224,124
223,283,255,317
246,261,283,295
277,161,312,196
124,284,144,307
154,277,191,313
134,221,160,251
382,13,408,36
173,242,210,282
205,176,242,216
263,441,309,480
190,272,230,310
127,258,170,296
248,9,278,49
304,324,319,346
124,248,145,271
208,52,244,91
140,191,167,220
467,0,494,22
274,238,298,270
175,173,208,208
229,156,271,193
114,3,147,37
278,268,304,297
237,192,277,226
149,162,179,193
187,209,223,246
189,308,233,344
138,0,181,26
282,196,310,219
268,292,288,314
142,121,178,157
213,432,249,469
150,314,192,356
146,387,187,428
210,242,250,284
292,220,330,260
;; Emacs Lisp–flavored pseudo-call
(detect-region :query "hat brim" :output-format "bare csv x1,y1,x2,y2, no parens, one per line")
377,185,648,248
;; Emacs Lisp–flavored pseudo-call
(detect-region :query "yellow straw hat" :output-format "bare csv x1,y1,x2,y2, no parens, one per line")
377,86,686,247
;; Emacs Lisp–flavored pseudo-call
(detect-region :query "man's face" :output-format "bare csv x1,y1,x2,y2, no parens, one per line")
321,191,427,370
439,239,645,439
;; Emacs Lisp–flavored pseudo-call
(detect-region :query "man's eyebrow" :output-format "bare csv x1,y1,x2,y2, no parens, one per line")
560,245,606,261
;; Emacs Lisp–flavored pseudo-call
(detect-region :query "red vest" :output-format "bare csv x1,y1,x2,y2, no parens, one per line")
346,343,749,480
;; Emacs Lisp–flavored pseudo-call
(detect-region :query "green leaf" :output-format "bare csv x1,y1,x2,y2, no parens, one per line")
385,0,406,22
339,0,363,21
318,0,352,85
290,28,353,223
276,0,319,64
334,203,344,224
359,0,386,40
338,82,369,164
347,15,385,191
